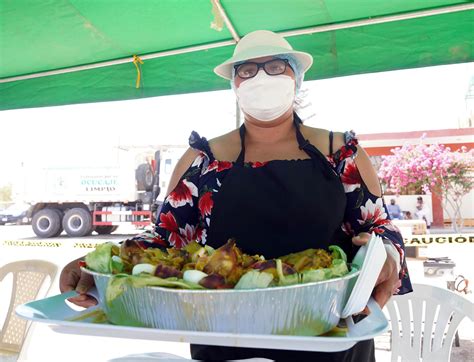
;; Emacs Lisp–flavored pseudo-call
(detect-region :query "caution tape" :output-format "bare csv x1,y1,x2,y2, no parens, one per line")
3,234,472,249
404,234,474,246
73,242,101,249
1,240,105,248
1,240,63,248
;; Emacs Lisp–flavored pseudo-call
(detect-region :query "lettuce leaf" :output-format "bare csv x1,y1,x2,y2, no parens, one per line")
329,258,349,277
234,270,273,289
276,259,300,286
300,269,328,283
111,255,124,274
329,245,347,263
300,252,349,283
85,242,117,274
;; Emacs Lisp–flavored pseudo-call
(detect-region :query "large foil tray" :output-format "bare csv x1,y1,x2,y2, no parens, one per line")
16,291,388,353
80,233,386,336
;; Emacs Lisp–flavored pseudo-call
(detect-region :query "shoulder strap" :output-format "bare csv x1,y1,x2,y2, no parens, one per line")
294,114,336,180
329,131,334,156
235,124,246,165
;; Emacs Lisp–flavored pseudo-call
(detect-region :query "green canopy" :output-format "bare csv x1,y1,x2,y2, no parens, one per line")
1,0,473,111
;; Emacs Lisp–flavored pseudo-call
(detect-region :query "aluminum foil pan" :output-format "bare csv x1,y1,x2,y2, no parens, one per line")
83,268,359,336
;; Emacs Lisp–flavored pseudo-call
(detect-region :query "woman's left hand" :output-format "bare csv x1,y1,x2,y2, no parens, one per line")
352,232,401,308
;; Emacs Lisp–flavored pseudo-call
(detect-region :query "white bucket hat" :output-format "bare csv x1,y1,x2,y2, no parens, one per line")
214,30,314,80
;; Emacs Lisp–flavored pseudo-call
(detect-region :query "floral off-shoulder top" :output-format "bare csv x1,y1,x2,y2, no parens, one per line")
128,131,412,295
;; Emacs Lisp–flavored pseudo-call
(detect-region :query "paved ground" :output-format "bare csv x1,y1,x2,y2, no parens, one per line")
0,225,473,361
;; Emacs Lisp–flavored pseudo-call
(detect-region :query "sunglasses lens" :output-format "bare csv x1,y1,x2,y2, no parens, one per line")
237,63,258,78
264,59,287,75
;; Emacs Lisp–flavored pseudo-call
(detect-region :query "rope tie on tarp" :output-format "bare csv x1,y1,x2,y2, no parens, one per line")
132,55,144,88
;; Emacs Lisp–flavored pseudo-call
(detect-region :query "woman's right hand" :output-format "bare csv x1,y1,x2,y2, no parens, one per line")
59,256,97,308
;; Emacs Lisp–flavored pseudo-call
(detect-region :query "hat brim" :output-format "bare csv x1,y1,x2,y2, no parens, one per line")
214,45,313,80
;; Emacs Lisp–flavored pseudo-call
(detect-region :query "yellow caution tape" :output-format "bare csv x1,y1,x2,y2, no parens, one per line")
73,242,100,249
1,240,62,248
1,240,104,248
4,234,471,249
404,234,474,246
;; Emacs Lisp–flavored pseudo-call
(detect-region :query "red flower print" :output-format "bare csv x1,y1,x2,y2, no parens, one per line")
167,179,198,208
216,161,232,172
136,230,168,247
198,191,214,217
205,160,233,174
179,224,196,244
341,159,362,184
341,159,362,192
357,198,390,227
138,230,168,247
195,227,207,243
370,227,385,234
341,221,355,236
158,211,179,232
251,161,269,168
169,232,186,248
191,152,206,168
336,141,358,162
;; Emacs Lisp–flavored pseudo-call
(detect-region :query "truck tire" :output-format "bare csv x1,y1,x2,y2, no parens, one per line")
139,191,154,204
63,208,93,237
32,208,62,238
50,209,64,237
94,225,118,235
136,163,154,192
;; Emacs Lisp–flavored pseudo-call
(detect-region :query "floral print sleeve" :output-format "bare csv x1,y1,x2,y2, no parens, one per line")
333,131,413,295
124,131,229,249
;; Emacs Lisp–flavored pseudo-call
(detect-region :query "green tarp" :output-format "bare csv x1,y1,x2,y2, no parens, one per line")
1,0,473,110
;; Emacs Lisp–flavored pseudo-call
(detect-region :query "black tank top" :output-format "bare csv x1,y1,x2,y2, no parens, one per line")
206,114,347,258
191,114,374,361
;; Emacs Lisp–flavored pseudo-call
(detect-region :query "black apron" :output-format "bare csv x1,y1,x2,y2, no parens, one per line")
191,116,375,361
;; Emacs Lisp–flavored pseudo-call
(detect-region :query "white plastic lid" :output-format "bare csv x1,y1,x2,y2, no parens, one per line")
341,233,387,318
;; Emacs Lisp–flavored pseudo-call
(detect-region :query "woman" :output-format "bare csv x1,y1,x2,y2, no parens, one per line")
61,30,412,361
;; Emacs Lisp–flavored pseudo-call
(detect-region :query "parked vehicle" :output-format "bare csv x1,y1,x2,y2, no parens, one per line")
21,146,186,238
0,202,32,225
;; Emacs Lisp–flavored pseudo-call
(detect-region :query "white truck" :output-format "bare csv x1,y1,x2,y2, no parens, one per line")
21,146,186,238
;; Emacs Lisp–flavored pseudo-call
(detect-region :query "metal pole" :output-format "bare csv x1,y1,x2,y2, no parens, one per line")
211,0,240,42
0,40,235,83
281,3,474,38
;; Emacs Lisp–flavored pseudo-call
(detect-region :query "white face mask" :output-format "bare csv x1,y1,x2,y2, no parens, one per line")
235,71,295,122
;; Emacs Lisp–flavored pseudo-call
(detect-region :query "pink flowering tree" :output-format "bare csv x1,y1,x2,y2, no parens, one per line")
378,140,474,231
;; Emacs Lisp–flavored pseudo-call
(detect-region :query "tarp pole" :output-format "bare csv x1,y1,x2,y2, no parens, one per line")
211,0,240,42
282,3,474,38
0,40,235,84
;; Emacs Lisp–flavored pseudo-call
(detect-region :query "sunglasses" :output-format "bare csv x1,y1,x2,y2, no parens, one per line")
234,59,292,79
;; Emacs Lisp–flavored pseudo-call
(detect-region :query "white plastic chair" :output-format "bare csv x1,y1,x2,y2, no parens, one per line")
385,283,474,362
0,260,57,359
